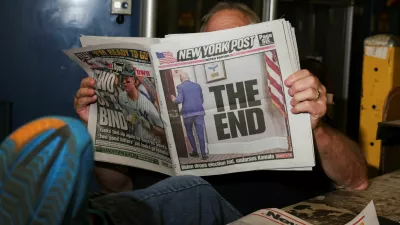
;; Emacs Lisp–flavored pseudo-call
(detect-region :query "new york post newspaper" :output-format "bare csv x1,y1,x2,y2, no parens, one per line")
65,19,315,177
151,19,315,176
65,43,175,176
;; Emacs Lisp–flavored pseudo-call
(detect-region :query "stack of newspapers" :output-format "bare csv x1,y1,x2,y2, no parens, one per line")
65,18,315,177
228,200,380,225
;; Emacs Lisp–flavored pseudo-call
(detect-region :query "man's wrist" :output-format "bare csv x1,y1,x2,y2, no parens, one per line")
312,121,331,154
312,121,324,137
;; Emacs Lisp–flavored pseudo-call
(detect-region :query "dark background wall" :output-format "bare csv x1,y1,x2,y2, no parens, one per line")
0,0,141,132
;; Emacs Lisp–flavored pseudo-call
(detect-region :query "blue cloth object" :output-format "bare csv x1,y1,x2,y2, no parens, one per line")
175,80,205,118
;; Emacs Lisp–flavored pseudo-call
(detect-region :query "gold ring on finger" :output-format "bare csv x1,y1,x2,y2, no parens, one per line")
314,89,320,100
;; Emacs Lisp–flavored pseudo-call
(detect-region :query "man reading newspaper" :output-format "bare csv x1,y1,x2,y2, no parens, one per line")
46,1,368,224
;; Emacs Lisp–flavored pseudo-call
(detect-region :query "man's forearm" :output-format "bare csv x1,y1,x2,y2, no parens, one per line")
313,122,369,190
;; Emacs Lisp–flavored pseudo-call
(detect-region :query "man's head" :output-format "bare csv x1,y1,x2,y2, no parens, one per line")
180,72,190,83
200,2,260,32
122,76,139,94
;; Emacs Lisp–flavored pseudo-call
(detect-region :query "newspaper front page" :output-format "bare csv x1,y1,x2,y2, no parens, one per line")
65,43,174,176
228,201,379,225
150,19,315,176
162,20,311,172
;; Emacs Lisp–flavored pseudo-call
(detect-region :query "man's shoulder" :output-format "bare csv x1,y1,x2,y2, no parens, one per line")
187,81,201,89
177,81,189,89
118,91,127,101
138,92,153,104
177,81,192,88
177,81,201,91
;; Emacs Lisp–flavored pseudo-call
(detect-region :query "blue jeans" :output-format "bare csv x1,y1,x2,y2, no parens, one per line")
90,175,242,225
184,115,206,156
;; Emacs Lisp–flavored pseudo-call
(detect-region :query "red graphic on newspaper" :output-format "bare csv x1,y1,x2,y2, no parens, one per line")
156,52,178,65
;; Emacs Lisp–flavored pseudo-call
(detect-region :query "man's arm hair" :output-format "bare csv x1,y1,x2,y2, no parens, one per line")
314,122,369,190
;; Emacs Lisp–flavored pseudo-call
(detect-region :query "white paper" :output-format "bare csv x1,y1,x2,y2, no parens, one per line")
150,19,315,176
344,201,380,225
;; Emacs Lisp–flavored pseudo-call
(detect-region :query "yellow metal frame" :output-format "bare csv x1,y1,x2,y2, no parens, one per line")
359,35,400,170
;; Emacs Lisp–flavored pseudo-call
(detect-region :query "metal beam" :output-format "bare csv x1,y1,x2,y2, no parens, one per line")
262,0,278,21
139,0,157,37
341,4,354,131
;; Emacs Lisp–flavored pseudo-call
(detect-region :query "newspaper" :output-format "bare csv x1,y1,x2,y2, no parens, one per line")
159,20,310,172
228,201,380,225
65,19,315,176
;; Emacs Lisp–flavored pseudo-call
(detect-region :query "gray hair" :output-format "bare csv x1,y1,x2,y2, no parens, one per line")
200,2,261,32
180,72,190,81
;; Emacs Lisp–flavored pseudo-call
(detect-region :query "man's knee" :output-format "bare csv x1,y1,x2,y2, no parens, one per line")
94,162,133,193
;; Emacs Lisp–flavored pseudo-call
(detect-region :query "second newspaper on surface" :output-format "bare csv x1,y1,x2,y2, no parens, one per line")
65,19,315,177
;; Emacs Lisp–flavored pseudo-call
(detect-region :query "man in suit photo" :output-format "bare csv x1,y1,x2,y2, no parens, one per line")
171,72,208,160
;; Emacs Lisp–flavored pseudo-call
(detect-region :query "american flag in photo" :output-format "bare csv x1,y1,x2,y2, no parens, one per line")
156,52,177,65
264,49,292,150
264,50,287,117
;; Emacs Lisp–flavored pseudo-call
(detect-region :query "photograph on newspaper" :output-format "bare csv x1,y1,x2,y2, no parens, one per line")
151,20,315,175
159,49,291,169
65,44,174,175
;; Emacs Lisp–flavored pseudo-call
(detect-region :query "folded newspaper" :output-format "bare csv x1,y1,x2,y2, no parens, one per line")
65,19,316,176
229,200,380,225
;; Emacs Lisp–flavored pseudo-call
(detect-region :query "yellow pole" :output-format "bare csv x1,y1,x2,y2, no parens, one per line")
359,34,400,170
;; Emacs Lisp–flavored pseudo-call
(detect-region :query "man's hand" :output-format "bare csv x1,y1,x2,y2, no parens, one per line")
284,69,327,130
170,95,176,102
74,77,97,124
285,70,368,190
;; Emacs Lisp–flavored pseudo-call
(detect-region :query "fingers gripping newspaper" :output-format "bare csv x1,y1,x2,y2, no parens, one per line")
65,19,315,176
